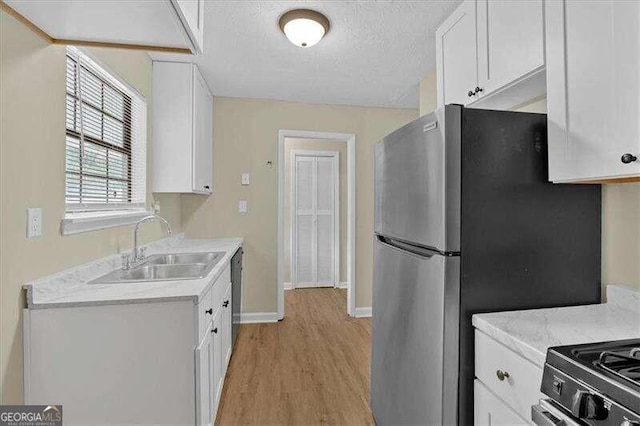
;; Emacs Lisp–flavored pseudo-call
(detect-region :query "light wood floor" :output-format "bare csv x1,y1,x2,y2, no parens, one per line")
215,288,375,426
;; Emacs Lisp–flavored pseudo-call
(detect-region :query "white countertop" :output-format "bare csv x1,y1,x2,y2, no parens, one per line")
24,235,243,309
472,285,640,367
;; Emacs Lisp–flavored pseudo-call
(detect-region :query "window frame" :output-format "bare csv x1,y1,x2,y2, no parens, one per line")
62,47,149,235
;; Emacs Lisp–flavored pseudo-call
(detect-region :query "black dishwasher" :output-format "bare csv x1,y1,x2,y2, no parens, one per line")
231,247,243,349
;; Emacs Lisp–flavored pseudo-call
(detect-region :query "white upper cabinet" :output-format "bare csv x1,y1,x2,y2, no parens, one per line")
193,69,214,193
546,0,640,182
476,0,544,100
4,0,204,54
173,0,205,53
152,62,213,194
436,0,546,110
436,0,478,107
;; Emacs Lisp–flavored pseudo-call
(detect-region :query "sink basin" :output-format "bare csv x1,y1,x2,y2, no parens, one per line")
147,252,220,266
89,251,224,284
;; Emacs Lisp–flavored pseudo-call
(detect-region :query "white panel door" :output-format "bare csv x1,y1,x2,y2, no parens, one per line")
292,153,338,288
436,0,478,107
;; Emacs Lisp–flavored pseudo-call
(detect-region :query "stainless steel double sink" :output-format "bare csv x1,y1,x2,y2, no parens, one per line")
90,252,224,284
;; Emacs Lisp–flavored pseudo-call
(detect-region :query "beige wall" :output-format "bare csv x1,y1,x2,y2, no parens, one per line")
421,74,640,291
419,69,438,116
0,11,183,403
283,138,348,285
182,97,417,313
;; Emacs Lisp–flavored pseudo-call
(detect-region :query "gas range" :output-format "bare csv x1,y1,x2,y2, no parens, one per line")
532,339,640,426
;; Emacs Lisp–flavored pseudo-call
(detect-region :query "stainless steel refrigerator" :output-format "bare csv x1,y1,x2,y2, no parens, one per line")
371,105,601,425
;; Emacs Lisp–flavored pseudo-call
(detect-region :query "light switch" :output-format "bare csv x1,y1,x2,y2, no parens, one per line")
241,173,250,186
27,208,42,238
238,200,248,214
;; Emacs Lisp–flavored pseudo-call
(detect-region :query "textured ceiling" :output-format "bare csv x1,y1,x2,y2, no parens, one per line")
152,0,462,109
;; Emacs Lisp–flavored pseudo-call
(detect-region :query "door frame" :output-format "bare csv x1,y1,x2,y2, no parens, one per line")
290,150,340,290
277,130,356,318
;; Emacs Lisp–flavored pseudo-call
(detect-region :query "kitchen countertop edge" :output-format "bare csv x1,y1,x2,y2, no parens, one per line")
24,236,244,310
472,285,640,367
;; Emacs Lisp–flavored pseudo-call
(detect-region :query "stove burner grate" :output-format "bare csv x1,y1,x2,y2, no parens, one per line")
596,348,640,385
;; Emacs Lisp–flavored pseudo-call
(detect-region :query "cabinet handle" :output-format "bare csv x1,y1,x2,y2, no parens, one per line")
496,370,510,381
621,153,638,164
204,185,210,190
212,327,218,334
467,90,474,97
205,308,213,315
223,300,229,307
474,86,484,94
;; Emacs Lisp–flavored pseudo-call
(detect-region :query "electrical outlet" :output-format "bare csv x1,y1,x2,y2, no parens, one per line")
27,208,42,238
238,200,248,214
241,173,250,185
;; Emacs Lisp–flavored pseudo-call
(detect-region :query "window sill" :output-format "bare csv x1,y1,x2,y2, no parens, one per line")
61,210,151,235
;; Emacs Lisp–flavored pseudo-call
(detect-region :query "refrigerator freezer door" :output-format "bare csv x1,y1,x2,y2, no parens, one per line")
375,109,458,252
371,236,458,425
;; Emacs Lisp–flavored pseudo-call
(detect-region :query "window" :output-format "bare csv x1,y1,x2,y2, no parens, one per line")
62,47,148,234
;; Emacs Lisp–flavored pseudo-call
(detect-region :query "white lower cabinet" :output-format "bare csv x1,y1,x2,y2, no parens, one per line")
474,330,545,425
196,324,214,426
23,259,236,426
212,306,224,414
475,380,529,426
221,283,233,368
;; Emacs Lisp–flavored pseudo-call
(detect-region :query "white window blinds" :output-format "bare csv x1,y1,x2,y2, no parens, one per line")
65,46,147,212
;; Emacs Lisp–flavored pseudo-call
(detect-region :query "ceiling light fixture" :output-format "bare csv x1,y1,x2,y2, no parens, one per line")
278,9,330,48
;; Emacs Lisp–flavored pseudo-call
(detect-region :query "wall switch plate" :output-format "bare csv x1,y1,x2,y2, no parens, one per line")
238,200,248,214
27,208,42,238
241,173,250,186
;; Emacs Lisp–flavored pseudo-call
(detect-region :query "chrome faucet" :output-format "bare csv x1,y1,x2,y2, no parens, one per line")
122,214,172,270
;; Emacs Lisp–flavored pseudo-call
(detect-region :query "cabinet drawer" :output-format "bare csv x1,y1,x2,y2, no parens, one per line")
210,264,231,310
197,286,214,342
475,330,543,421
474,379,529,425
196,264,231,341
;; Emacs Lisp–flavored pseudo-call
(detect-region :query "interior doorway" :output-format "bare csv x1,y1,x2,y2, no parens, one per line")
277,130,356,319
290,150,339,289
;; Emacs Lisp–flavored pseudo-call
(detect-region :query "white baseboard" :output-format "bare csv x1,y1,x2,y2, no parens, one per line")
354,307,372,318
285,282,348,290
239,312,279,324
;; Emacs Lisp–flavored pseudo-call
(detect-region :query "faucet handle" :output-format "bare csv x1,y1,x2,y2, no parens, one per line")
137,246,147,260
121,252,132,270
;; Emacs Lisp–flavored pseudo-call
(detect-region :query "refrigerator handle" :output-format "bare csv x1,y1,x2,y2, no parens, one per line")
376,235,437,260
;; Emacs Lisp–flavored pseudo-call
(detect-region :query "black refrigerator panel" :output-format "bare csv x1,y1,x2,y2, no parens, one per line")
456,108,602,425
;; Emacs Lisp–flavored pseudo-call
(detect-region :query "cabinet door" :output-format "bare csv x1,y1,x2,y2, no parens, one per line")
174,0,204,53
476,0,544,97
222,283,232,367
192,66,214,193
474,380,528,426
436,0,478,107
211,308,224,412
195,329,213,426
546,0,640,182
